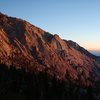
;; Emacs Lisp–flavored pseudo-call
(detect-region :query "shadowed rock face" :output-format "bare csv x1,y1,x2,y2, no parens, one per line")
0,12,100,87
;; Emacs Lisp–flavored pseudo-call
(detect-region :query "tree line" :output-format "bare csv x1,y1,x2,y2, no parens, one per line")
0,63,96,100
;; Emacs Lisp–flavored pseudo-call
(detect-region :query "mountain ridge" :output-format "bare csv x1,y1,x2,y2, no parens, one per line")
0,12,100,88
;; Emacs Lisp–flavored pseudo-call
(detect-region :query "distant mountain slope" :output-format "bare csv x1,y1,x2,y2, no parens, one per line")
90,50,100,57
67,40,100,60
0,12,100,88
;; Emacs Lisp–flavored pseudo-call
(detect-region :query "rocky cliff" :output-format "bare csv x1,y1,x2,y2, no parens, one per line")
0,12,100,88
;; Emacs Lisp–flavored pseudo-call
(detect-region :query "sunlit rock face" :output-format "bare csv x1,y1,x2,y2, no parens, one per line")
0,12,100,87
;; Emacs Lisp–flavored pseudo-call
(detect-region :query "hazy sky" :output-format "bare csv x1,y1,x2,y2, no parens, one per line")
0,0,100,51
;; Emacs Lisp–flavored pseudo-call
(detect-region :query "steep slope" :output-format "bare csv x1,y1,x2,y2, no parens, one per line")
0,12,100,88
67,40,100,60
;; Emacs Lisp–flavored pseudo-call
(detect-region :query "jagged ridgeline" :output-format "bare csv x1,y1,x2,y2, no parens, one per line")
0,12,100,99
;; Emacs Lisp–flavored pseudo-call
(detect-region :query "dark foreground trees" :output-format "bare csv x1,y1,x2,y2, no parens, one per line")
0,64,97,100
